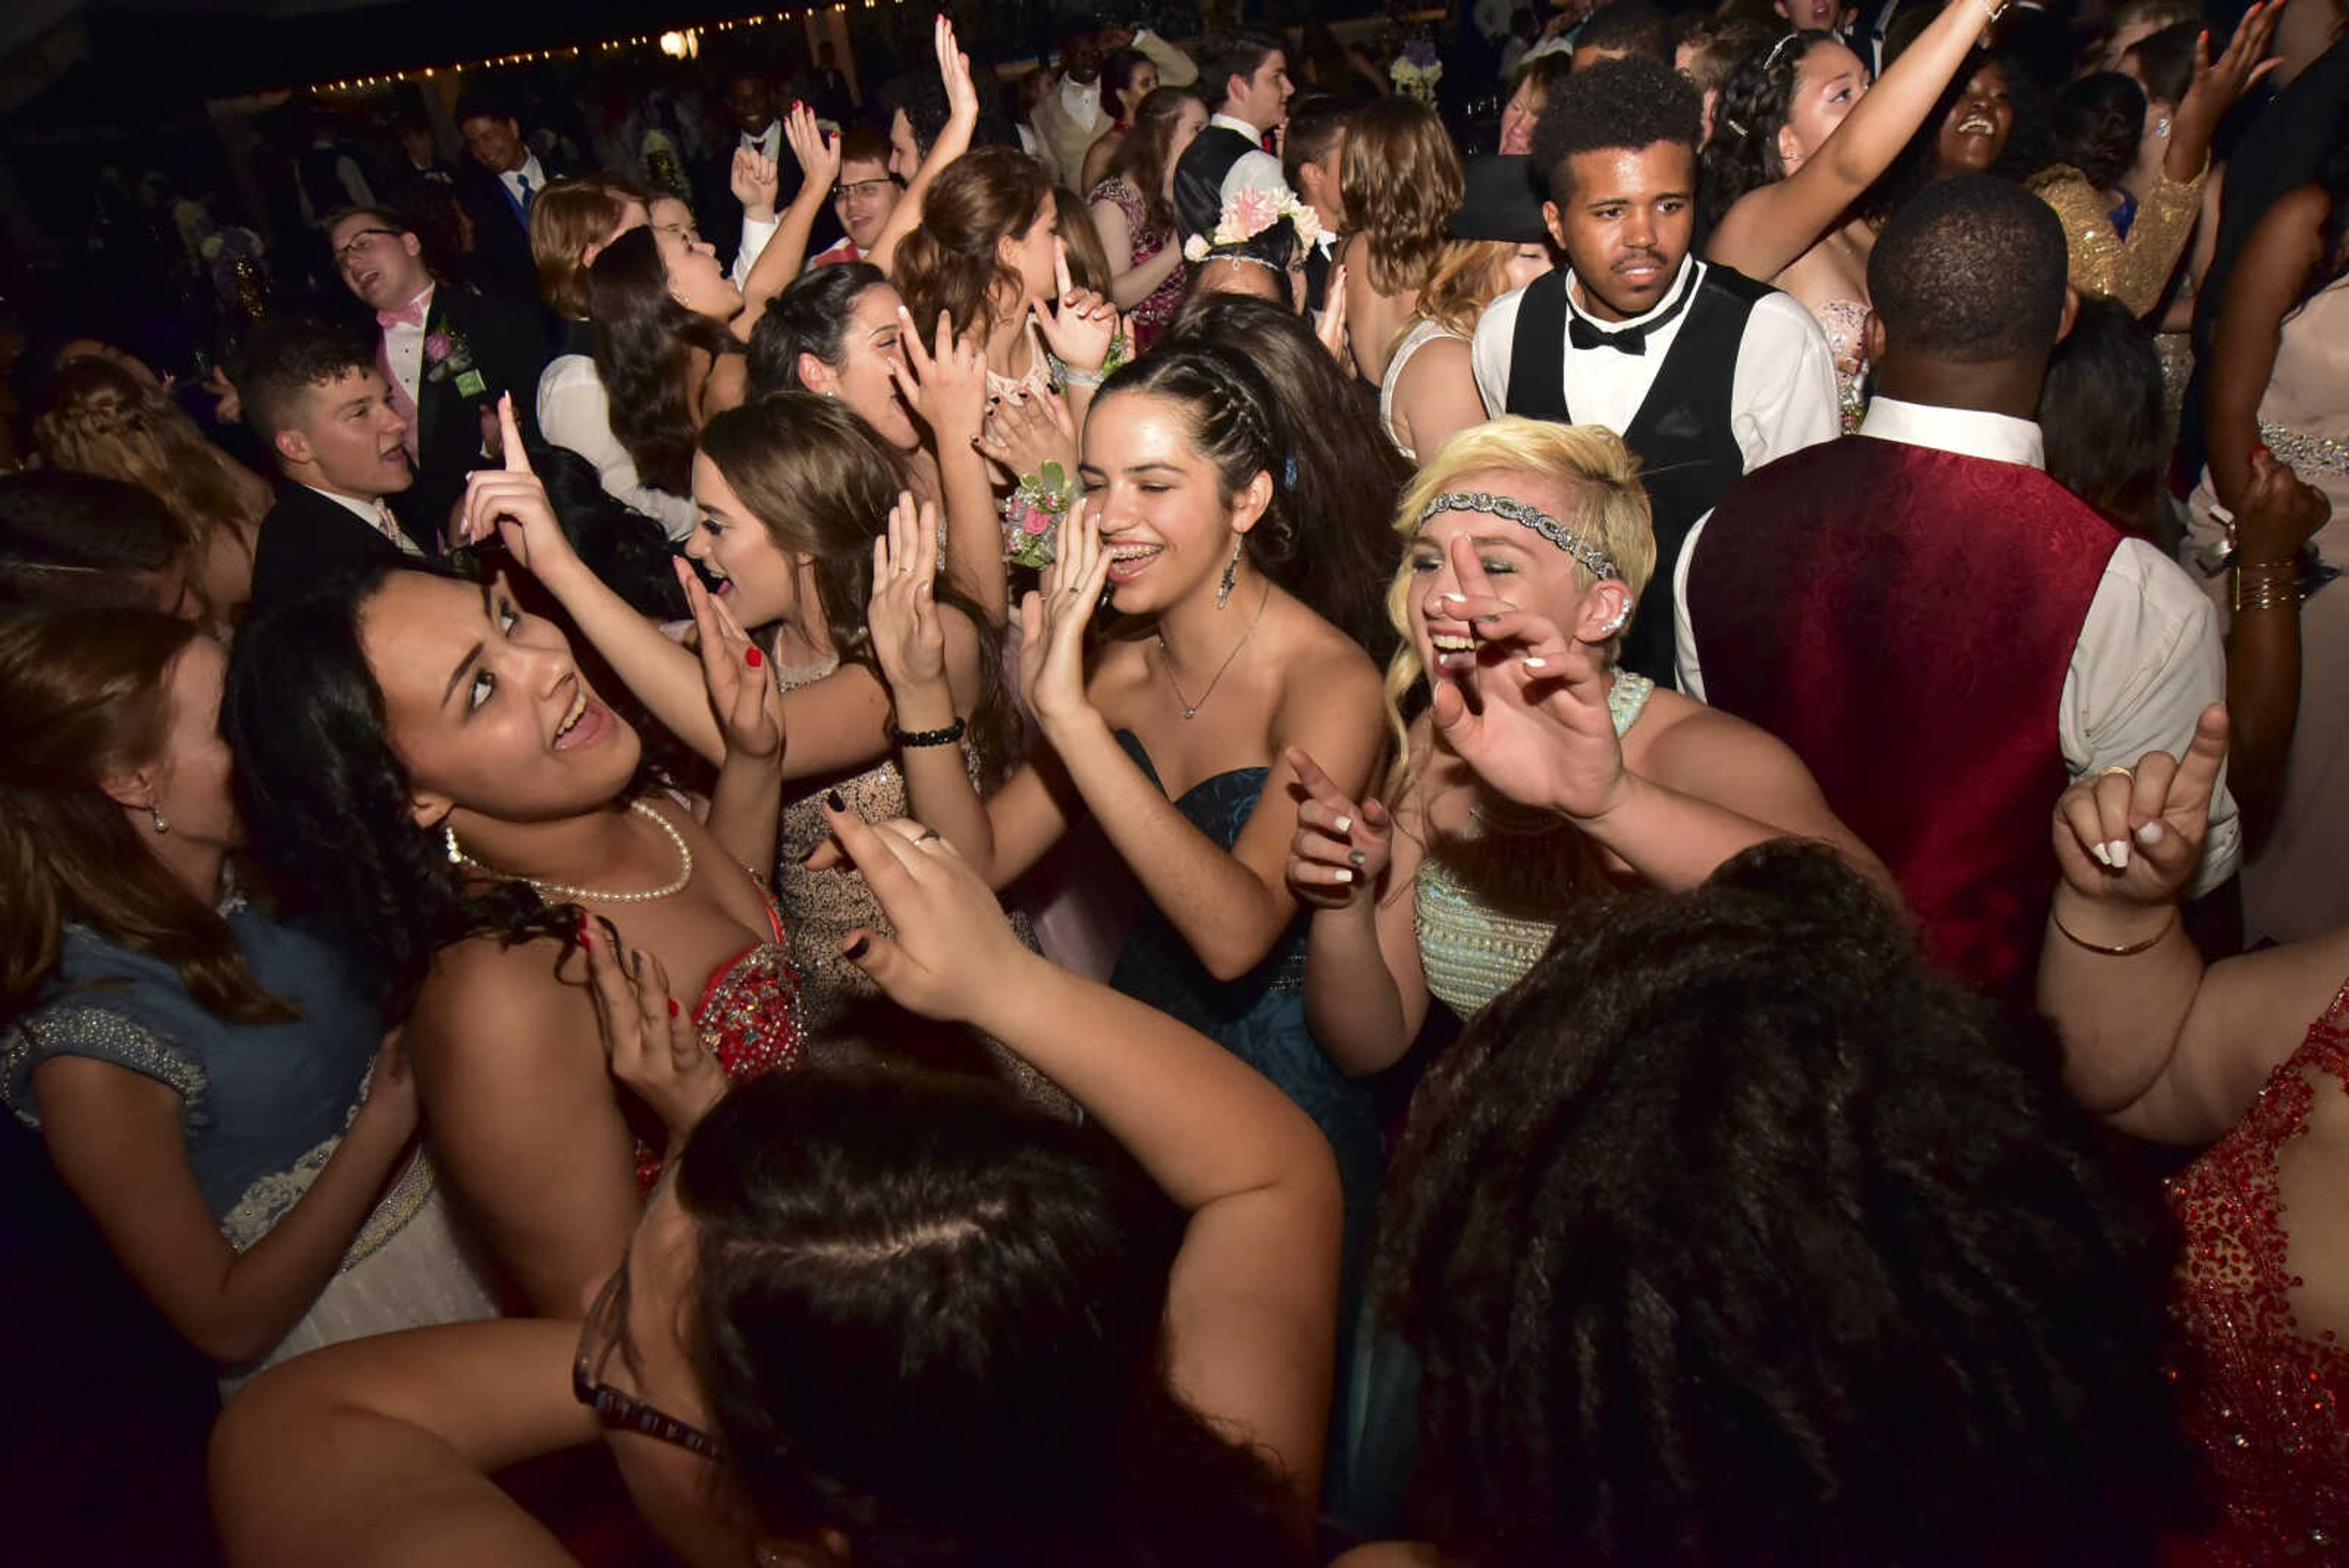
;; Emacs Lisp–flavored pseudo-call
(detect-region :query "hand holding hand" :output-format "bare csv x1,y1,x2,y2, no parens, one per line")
2052,704,2227,907
868,489,948,696
890,307,989,446
2235,445,2332,565
582,918,727,1141
458,396,579,579
1017,497,1110,727
826,806,1033,1022
730,144,781,221
1284,746,1391,910
1031,239,1123,374
681,557,784,767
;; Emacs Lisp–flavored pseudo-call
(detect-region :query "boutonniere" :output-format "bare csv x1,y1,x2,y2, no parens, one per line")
424,325,487,398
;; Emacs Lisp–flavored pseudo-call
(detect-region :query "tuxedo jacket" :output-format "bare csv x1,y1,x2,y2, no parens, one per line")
455,155,571,310
249,484,406,610
387,285,549,546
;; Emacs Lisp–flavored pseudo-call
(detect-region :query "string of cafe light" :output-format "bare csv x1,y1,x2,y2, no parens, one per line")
309,1,895,97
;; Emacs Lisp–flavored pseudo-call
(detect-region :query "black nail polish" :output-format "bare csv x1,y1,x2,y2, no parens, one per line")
826,790,847,812
842,934,870,960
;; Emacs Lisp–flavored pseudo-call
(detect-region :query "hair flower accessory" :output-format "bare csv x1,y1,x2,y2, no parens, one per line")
1182,185,1323,264
1391,38,1444,103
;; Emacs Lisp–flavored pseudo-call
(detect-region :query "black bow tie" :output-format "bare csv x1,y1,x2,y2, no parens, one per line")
1566,272,1696,355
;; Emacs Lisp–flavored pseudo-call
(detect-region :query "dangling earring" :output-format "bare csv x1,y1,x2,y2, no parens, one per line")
445,824,464,865
2154,117,2171,139
1216,538,1242,609
147,803,169,834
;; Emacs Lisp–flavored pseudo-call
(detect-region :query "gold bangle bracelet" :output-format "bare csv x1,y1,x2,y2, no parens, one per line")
2234,561,2300,614
2050,907,2176,956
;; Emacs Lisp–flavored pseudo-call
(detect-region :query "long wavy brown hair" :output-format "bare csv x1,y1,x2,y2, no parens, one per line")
1340,97,1466,298
892,146,1055,343
0,608,292,1024
1107,85,1206,240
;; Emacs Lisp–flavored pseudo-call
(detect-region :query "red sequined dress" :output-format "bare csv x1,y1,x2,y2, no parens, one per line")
630,883,803,1191
2167,978,2349,1563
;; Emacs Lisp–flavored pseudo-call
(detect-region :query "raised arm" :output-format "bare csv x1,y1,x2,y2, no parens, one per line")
868,18,981,278
31,1028,418,1365
1707,0,1989,280
889,311,1011,623
678,562,785,880
2038,705,2349,1144
828,806,1342,1504
1291,747,1434,1076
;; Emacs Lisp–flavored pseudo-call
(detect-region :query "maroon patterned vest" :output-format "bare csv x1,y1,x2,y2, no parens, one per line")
1684,434,2120,1000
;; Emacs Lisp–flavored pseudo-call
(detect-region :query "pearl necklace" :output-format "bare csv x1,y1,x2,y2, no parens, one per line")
445,799,694,904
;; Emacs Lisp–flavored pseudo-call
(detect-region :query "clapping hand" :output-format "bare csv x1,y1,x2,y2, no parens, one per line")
2052,704,2227,906
1031,239,1123,377
867,489,946,696
1284,746,1391,909
582,918,727,1141
679,556,784,768
890,307,989,448
1017,496,1111,728
730,144,781,221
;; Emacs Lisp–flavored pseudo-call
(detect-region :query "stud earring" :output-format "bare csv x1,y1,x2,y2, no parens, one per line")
445,825,464,865
2154,117,2171,138
147,804,169,834
1216,538,1242,609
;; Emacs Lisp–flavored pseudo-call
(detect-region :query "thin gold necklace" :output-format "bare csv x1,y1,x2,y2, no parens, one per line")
1156,579,1274,720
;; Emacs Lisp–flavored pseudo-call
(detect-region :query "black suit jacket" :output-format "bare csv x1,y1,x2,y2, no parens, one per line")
456,155,570,309
250,483,406,609
387,284,550,546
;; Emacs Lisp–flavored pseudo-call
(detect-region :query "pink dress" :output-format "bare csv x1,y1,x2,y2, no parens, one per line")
1088,176,1183,353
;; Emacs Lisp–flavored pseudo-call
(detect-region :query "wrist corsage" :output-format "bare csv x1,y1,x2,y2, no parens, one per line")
1003,461,1077,570
1058,331,1132,388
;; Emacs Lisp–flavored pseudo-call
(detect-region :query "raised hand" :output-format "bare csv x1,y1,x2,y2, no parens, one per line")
202,363,241,425
730,144,781,221
1315,261,1350,366
582,917,727,1141
977,384,1079,481
2176,1,2282,147
782,102,841,190
680,556,783,766
458,394,580,578
1017,496,1110,727
868,489,947,696
1285,745,1391,909
1031,238,1123,375
825,805,1031,1019
2052,704,2228,907
890,307,989,447
936,16,980,129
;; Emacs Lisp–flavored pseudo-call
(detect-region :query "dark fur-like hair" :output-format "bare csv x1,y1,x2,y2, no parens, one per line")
1100,46,1157,122
529,444,694,620
1378,841,2197,1567
588,225,741,494
2046,72,2147,193
746,262,892,401
2041,295,2168,534
677,1066,1306,1566
1198,30,1283,113
0,609,293,1024
231,318,376,448
0,466,191,612
1097,334,1396,656
1869,173,2068,362
892,147,1055,344
1573,0,1675,64
1531,56,1703,200
1281,92,1353,194
223,558,578,1003
2124,20,2200,106
878,71,952,162
696,394,1014,778
1700,31,1847,228
2300,96,2349,313
1107,86,1206,241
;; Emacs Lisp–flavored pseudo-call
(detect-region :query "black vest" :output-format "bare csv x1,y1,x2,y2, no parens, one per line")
1173,125,1261,244
1505,262,1773,685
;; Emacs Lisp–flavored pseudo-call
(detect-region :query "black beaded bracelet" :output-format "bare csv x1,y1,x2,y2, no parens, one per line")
889,715,967,749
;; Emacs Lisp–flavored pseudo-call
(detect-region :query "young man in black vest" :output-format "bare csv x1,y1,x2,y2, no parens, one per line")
1171,31,1297,247
1471,55,1837,684
325,206,547,552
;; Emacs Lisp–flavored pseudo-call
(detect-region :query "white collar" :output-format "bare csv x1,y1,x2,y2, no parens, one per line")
503,154,544,187
1209,112,1265,139
1860,396,2045,469
302,483,394,525
742,119,779,146
1063,75,1102,116
1566,252,1698,330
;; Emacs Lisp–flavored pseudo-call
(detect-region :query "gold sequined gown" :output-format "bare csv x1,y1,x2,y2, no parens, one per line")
2029,160,2207,319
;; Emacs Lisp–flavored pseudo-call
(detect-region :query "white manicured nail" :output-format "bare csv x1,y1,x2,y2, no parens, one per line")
2108,839,2130,870
2136,822,2164,846
1523,656,1546,669
1333,868,1353,884
2089,841,2113,867
1333,814,1352,834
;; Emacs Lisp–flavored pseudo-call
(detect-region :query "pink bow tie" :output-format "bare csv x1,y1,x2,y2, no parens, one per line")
377,299,427,329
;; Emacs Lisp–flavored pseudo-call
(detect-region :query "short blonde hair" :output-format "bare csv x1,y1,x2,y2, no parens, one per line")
1380,418,1655,765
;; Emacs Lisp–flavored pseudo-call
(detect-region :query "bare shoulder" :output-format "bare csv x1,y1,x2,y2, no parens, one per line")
409,933,583,1071
1629,686,1797,782
1277,608,1383,705
1329,1542,1441,1568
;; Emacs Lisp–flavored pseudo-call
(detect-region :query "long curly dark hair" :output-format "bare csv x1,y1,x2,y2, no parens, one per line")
223,557,579,1006
1377,841,2199,1567
678,1066,1308,1567
1157,296,1407,662
588,225,741,494
1106,86,1206,241
1699,30,1847,231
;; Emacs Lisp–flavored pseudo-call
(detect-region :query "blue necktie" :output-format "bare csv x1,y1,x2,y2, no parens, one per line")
514,173,534,214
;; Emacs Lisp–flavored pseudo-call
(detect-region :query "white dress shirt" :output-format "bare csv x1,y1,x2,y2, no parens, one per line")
535,354,701,540
1672,395,2241,896
498,154,547,213
1207,113,1294,207
741,119,782,163
1471,254,1841,478
380,284,434,408
1060,75,1104,134
306,484,423,556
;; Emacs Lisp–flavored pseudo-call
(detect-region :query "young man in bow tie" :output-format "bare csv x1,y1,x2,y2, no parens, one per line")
327,206,547,551
1470,55,1836,684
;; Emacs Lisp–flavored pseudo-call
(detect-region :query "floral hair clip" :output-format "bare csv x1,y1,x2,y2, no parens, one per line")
1183,186,1324,264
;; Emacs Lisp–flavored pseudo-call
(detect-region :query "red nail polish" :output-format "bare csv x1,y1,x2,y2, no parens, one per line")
745,646,763,668
667,999,680,1017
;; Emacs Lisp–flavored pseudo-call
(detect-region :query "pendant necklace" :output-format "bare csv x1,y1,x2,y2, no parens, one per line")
1156,578,1274,720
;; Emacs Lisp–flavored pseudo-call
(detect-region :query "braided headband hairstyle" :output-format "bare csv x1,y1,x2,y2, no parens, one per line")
1093,339,1296,579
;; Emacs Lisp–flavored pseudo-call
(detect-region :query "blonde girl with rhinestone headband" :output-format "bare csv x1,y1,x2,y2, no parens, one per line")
1285,417,1887,1080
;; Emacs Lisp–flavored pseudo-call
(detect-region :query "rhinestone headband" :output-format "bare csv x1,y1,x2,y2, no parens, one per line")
1417,491,1622,582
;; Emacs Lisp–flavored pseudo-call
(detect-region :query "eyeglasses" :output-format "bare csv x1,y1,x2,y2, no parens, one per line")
832,177,896,202
652,219,704,246
333,228,401,264
573,1266,727,1461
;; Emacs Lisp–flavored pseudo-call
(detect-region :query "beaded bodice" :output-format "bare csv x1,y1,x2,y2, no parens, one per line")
1811,298,1870,434
2166,978,2349,1562
1413,671,1653,1019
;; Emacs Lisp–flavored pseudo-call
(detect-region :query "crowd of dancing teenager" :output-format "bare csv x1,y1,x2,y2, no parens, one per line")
3,1,2348,1562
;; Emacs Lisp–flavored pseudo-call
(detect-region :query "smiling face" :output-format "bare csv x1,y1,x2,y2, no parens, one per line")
1780,41,1869,169
1406,472,1606,679
360,572,642,833
281,367,414,498
832,155,901,251
1934,62,2014,177
330,212,431,314
459,113,525,174
1499,78,1540,156
804,283,919,451
686,452,809,631
1543,141,1695,322
728,75,776,138
650,198,743,321
1080,388,1270,616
